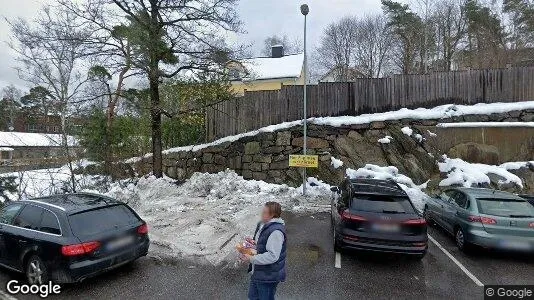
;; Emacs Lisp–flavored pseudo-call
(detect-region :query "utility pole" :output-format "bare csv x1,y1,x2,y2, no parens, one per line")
300,3,309,196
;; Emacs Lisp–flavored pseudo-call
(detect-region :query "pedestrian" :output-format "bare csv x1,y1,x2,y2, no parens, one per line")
242,201,287,300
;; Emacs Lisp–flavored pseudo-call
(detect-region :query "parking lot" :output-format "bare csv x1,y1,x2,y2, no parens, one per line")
0,212,533,299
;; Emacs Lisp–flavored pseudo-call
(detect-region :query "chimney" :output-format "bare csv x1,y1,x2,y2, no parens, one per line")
271,45,284,58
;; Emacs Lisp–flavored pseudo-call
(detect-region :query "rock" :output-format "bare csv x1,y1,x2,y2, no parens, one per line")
242,155,253,163
520,112,534,122
254,155,272,163
214,154,226,165
370,121,386,129
242,170,253,179
166,166,177,178
244,142,261,155
276,131,292,146
291,137,329,149
270,160,289,170
243,163,262,172
448,143,500,165
202,153,213,164
253,172,267,181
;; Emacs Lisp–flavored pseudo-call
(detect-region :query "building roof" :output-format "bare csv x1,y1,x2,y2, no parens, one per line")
0,131,77,147
232,53,304,81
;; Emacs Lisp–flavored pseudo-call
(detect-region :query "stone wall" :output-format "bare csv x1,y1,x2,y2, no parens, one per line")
127,109,534,191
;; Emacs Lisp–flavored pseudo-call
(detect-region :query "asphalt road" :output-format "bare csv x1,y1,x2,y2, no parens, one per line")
0,212,533,299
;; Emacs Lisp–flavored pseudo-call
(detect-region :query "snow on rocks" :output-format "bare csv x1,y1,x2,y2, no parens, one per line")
345,164,429,212
427,130,437,137
106,170,331,266
378,136,393,144
126,100,534,163
401,126,413,136
330,157,344,169
438,156,525,189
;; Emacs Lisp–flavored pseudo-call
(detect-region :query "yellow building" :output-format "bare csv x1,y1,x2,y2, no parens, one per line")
227,46,304,96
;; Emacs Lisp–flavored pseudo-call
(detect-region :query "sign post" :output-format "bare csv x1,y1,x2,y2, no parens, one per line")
300,4,309,195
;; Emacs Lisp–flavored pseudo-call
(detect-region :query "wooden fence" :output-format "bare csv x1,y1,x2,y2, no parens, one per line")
206,67,534,141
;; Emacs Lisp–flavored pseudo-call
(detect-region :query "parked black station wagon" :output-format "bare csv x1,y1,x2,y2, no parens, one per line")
331,178,428,259
0,193,149,283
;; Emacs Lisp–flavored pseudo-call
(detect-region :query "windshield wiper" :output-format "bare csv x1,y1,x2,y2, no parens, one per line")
382,210,405,214
509,214,532,218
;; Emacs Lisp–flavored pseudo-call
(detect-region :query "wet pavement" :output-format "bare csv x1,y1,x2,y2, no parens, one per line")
1,212,533,299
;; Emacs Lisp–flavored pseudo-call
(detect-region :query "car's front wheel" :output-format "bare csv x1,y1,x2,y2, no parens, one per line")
26,255,48,285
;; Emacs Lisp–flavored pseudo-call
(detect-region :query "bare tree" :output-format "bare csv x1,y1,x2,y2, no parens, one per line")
316,17,359,81
59,0,241,178
433,0,467,71
1,85,22,131
353,15,394,77
261,35,302,56
7,5,93,191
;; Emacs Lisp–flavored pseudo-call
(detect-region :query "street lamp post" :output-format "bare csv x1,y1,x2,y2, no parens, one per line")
300,4,309,196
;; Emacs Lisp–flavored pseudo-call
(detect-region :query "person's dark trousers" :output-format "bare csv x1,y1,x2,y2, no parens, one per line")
248,280,278,300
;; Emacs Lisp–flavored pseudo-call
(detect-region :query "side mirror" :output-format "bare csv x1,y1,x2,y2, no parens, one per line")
330,186,340,193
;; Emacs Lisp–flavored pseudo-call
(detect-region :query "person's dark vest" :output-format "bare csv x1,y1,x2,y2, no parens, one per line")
249,221,287,283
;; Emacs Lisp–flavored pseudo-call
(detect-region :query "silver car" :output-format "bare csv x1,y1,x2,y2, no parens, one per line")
424,187,534,252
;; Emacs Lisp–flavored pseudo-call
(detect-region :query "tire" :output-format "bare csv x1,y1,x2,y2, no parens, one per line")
423,206,434,226
455,227,470,253
25,255,48,285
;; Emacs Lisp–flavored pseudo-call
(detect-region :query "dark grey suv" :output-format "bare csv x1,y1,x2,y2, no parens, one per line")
424,188,534,252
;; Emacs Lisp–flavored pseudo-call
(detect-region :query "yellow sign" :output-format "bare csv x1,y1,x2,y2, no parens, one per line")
289,155,319,168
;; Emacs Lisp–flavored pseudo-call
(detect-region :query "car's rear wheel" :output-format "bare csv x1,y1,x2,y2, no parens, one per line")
26,255,48,285
455,227,470,252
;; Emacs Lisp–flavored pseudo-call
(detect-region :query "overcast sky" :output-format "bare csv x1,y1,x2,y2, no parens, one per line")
0,0,385,91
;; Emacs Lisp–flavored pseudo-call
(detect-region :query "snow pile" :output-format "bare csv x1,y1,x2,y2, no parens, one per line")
378,136,393,144
239,53,304,81
345,164,429,212
438,156,525,188
330,157,344,169
0,131,77,147
127,100,534,163
401,126,413,136
104,170,331,266
0,164,100,201
437,122,534,128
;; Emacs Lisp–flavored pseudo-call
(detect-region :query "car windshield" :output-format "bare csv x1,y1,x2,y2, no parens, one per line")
476,198,534,217
68,204,140,237
351,194,415,214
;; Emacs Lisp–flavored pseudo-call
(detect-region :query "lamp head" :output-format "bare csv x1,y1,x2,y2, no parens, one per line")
300,4,309,16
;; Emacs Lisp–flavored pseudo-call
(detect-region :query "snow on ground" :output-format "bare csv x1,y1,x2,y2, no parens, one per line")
427,130,437,137
345,164,429,212
437,122,534,128
330,157,344,169
438,156,526,188
0,163,101,201
378,136,393,144
0,131,77,147
401,126,413,136
127,100,534,163
104,170,331,266
414,133,424,142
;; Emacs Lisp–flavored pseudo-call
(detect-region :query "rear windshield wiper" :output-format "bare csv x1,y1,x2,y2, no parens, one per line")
509,214,533,218
382,210,405,214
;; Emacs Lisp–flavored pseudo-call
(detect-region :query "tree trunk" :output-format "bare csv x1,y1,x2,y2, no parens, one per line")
104,101,114,178
149,72,163,178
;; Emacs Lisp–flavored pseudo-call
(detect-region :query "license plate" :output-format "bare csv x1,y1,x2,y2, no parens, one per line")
107,235,135,251
372,223,400,232
500,240,531,250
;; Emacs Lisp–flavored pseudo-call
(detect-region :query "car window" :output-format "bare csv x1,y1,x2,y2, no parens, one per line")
476,198,534,217
443,190,456,202
68,204,140,237
351,194,416,214
339,182,350,209
39,210,61,235
13,205,44,231
0,204,24,225
453,192,468,208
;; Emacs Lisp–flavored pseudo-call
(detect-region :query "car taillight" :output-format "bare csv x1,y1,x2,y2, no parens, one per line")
137,223,149,235
529,222,534,228
341,211,366,222
403,219,427,225
61,241,100,256
468,216,496,225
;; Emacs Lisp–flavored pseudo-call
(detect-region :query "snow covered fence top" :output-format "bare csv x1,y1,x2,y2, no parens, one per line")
126,100,534,163
0,132,78,148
